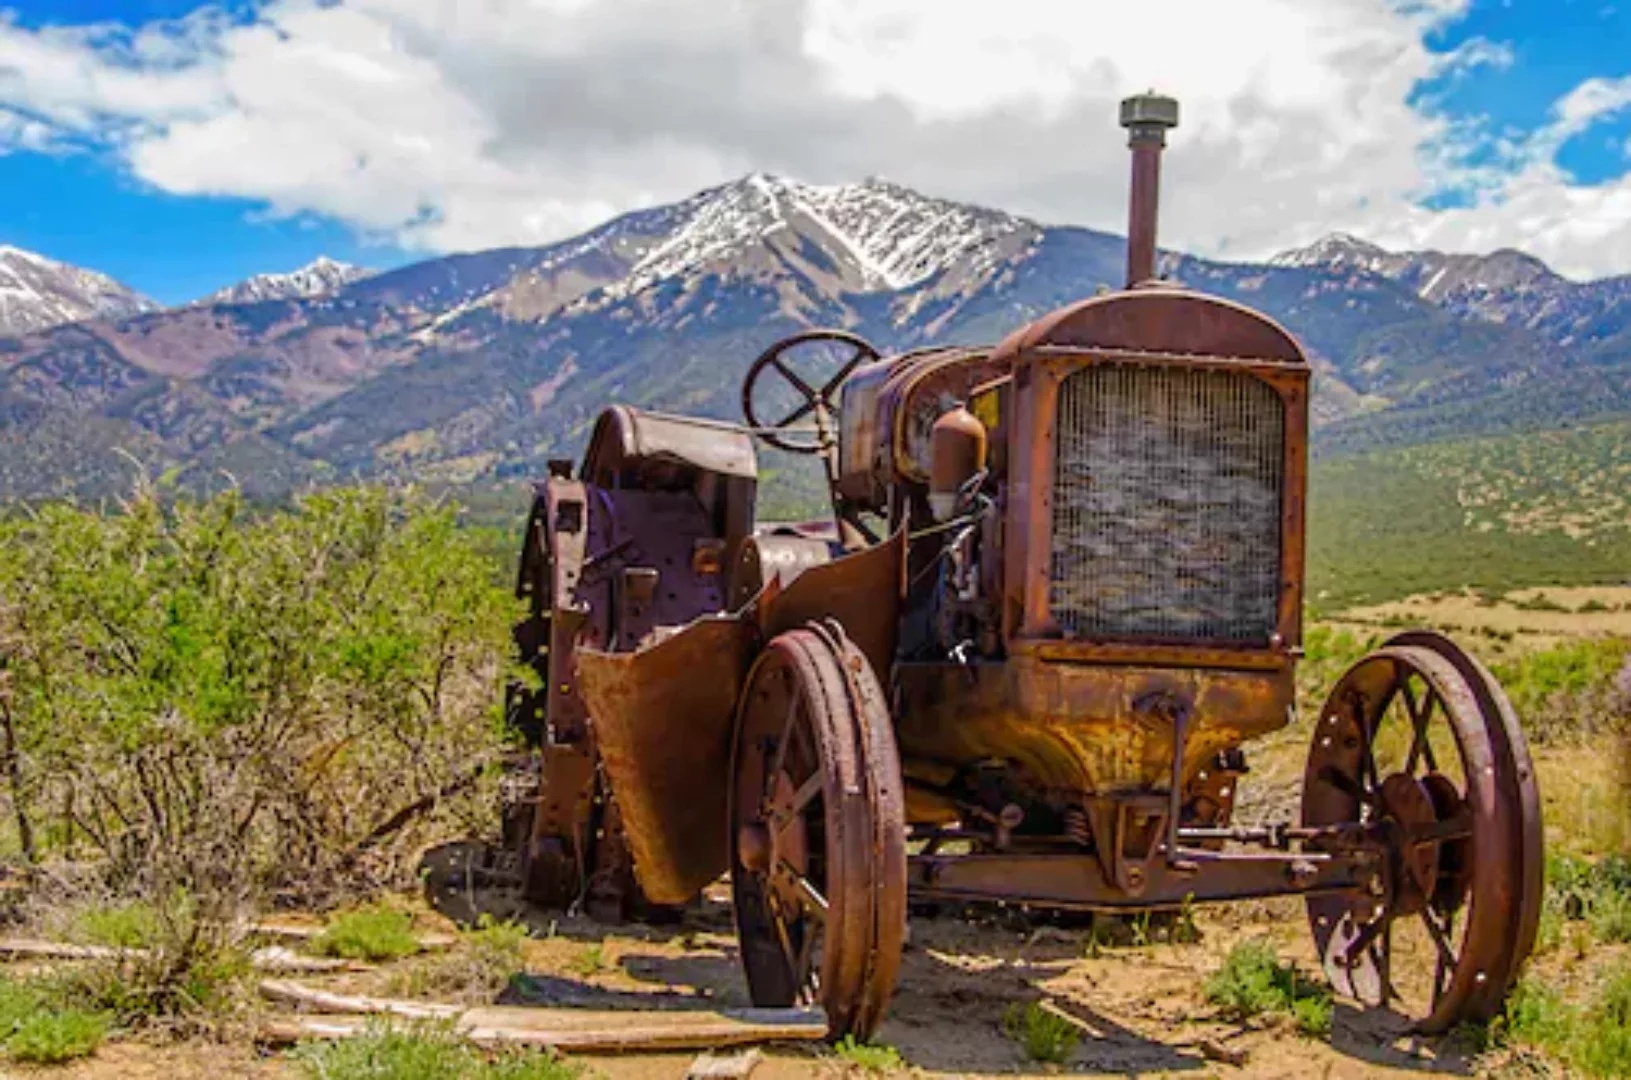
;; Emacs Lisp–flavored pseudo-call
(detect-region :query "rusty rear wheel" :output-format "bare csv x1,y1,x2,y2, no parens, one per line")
729,621,906,1040
1303,637,1543,1033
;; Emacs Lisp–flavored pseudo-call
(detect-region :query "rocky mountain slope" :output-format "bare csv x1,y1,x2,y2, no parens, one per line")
0,246,157,338
197,256,373,306
1,177,1626,500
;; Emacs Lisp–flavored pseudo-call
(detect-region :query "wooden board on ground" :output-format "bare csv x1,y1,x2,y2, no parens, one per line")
0,938,360,973
257,979,827,1053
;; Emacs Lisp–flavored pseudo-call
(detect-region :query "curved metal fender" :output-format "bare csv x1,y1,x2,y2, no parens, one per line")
575,531,905,905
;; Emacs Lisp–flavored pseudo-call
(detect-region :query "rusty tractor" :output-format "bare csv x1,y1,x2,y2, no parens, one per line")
498,93,1543,1040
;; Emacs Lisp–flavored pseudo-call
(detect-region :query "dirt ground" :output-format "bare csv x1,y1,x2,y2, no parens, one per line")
9,884,1592,1080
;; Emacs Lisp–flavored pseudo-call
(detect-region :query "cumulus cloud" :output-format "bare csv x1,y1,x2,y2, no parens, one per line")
1,0,1629,278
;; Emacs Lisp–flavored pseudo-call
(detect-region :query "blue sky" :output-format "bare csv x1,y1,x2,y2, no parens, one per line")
1,0,1628,304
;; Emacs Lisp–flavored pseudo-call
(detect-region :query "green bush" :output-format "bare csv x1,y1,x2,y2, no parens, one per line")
0,485,516,902
1204,940,1334,1038
313,906,422,962
290,1020,582,1080
1002,1001,1079,1064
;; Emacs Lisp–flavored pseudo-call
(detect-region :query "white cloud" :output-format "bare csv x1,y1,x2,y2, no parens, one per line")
0,0,1629,278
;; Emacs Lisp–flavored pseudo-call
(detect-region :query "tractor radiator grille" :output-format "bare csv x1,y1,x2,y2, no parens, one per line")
1049,364,1284,643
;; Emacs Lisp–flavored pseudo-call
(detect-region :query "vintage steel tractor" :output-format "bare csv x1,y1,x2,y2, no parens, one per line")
501,94,1543,1040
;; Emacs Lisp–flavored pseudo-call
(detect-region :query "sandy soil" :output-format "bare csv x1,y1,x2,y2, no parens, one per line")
1341,585,1631,645
4,890,1542,1080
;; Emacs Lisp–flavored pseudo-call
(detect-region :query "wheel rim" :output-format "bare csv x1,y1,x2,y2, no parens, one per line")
1303,643,1542,1033
729,622,905,1039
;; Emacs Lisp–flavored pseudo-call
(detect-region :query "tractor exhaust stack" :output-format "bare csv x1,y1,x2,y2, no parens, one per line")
1119,92,1180,287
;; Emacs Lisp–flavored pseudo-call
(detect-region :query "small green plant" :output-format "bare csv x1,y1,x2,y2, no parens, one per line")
313,906,421,962
67,899,162,950
1204,940,1333,1038
1129,911,1152,949
291,1019,582,1079
833,1034,905,1073
6,1008,110,1064
0,975,109,1064
391,916,530,1002
1171,894,1201,945
1002,1001,1080,1065
571,941,607,979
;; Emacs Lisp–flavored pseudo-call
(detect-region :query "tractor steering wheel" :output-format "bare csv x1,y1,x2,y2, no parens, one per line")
740,329,880,454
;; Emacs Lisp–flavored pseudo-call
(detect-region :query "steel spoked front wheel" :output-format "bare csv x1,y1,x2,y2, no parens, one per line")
729,621,906,1040
1303,634,1543,1033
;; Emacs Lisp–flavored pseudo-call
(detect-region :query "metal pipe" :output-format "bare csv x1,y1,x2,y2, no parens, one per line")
1119,93,1180,287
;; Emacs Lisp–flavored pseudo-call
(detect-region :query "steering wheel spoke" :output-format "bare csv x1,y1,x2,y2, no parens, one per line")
741,329,880,454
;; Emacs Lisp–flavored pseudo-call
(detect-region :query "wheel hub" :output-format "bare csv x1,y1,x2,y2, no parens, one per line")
1378,773,1443,916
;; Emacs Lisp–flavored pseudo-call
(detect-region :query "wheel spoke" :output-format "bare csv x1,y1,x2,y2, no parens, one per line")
1401,680,1440,775
773,397,818,430
767,684,802,793
784,771,823,820
770,901,802,979
793,873,830,918
1421,907,1459,1007
1342,909,1390,969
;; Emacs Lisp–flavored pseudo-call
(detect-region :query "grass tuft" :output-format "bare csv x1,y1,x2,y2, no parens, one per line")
832,1034,905,1073
1002,1001,1080,1064
1204,940,1333,1038
291,1020,583,1080
312,906,421,963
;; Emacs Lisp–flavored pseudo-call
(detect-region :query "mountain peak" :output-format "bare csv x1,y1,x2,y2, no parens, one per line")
198,256,373,307
1269,232,1391,269
0,245,157,337
605,172,1037,298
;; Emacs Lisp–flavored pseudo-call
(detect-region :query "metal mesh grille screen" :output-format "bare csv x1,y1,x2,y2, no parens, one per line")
1049,364,1284,642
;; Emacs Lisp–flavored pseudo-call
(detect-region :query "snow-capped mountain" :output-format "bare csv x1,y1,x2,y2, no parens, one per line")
198,256,372,307
0,245,157,337
1272,233,1557,301
601,174,1038,301
3,176,1629,501
1272,231,1629,345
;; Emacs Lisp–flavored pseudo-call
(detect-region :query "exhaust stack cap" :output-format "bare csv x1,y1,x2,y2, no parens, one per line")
1119,93,1180,137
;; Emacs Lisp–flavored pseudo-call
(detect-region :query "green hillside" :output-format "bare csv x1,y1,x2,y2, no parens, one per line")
1307,419,1631,613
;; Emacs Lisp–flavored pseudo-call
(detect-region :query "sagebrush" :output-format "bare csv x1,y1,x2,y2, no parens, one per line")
0,484,515,905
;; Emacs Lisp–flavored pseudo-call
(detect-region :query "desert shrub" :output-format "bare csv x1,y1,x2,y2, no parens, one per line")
1540,852,1631,952
1002,1001,1079,1064
313,906,421,962
290,1019,581,1080
1204,940,1333,1038
0,484,516,905
1493,638,1631,743
833,1034,905,1073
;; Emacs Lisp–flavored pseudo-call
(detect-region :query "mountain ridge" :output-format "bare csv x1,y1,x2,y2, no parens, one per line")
2,180,1628,500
